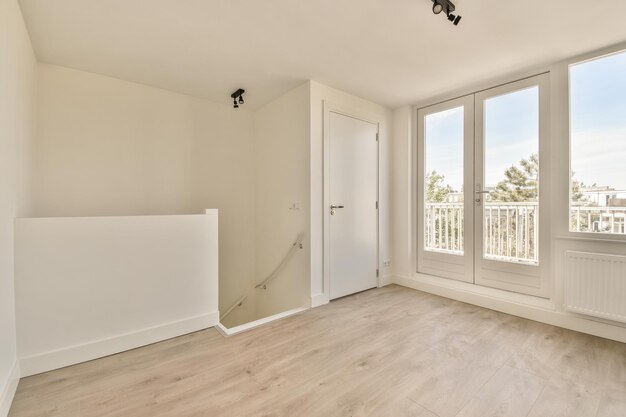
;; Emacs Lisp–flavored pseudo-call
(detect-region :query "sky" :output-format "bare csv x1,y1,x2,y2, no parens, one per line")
424,87,538,192
570,50,626,190
424,49,626,193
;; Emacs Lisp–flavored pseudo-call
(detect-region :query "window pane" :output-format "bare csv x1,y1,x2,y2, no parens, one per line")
570,51,626,235
483,87,539,264
424,106,464,255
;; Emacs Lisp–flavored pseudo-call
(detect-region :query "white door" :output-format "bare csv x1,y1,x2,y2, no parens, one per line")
473,75,549,296
417,74,549,296
417,96,475,282
327,111,378,300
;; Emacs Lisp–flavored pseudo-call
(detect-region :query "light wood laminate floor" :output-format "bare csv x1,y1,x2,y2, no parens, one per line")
9,285,626,417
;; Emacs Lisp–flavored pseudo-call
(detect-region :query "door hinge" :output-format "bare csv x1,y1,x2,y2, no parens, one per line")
376,132,379,141
376,269,379,278
376,201,379,209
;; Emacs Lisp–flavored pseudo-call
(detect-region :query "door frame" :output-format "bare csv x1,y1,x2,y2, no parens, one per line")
323,101,380,300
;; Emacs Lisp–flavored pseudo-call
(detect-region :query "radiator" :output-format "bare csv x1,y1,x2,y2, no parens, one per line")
564,251,626,323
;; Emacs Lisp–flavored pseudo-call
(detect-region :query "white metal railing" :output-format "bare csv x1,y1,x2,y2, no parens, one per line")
425,203,464,255
570,206,626,234
484,203,538,263
426,203,626,264
425,202,538,264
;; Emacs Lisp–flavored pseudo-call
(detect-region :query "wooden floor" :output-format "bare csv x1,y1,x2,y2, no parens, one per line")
9,285,626,417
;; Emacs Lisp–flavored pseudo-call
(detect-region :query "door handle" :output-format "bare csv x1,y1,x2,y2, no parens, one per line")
475,190,490,205
330,205,344,216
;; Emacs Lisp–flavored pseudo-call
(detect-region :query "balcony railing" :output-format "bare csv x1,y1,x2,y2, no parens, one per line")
426,203,626,264
484,203,538,264
570,206,626,234
425,203,465,255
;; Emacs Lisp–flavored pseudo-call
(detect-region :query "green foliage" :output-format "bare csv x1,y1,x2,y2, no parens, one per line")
571,172,590,204
425,170,454,203
570,172,593,231
490,154,539,202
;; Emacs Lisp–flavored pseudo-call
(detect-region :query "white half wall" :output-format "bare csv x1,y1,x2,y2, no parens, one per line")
14,212,219,376
0,0,37,415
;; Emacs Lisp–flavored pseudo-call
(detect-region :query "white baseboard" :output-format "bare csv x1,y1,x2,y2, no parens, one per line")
217,306,309,336
379,274,393,287
20,311,219,377
311,293,329,308
393,274,626,344
0,361,20,417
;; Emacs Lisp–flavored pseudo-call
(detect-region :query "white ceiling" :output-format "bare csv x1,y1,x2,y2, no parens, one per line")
19,0,626,109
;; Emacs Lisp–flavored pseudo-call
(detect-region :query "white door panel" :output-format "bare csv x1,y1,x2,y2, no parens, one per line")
474,74,549,297
417,96,475,283
328,112,378,300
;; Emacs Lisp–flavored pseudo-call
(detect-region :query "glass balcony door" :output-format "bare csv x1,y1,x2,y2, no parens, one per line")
474,75,549,296
417,74,549,296
417,95,475,283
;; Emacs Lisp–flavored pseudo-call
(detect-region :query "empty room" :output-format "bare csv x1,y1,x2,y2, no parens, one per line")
1,0,625,416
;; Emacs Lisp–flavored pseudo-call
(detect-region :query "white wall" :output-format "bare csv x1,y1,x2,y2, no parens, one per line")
391,106,414,279
33,65,258,325
14,212,219,376
253,83,310,320
390,45,626,343
309,82,393,306
0,0,36,414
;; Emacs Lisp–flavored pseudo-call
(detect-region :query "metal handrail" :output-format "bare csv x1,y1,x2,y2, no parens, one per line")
255,232,304,290
221,295,248,320
220,233,305,322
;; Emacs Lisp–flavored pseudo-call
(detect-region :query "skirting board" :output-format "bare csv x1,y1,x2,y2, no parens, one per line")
379,275,393,287
216,306,309,337
19,311,219,377
0,361,20,417
310,293,329,308
393,274,626,344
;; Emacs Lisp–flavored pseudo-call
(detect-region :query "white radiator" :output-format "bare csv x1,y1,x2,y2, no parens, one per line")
564,251,626,323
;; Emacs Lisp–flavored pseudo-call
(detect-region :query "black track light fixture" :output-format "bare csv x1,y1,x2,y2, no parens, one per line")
431,0,462,26
447,13,462,25
230,88,245,109
432,0,443,14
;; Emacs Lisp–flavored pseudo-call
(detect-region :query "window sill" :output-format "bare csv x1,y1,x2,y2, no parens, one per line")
555,234,626,244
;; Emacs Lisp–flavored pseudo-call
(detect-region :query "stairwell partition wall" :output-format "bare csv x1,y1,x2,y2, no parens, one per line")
411,42,626,309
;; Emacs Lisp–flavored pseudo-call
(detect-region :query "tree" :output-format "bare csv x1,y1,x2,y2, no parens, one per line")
425,170,454,203
570,173,593,232
571,173,590,204
490,154,538,202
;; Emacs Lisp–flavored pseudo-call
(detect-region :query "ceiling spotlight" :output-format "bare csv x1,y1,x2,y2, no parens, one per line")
431,0,462,26
432,0,443,14
448,13,462,25
230,88,245,109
